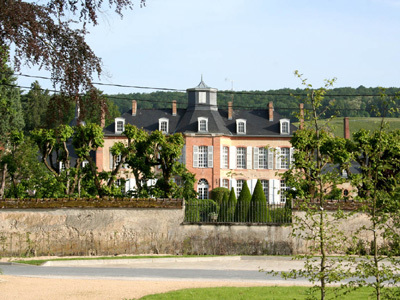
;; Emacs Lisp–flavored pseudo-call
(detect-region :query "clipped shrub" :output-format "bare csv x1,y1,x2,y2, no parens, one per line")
185,199,200,222
235,181,252,222
249,180,267,222
210,187,230,206
220,188,237,222
198,199,219,222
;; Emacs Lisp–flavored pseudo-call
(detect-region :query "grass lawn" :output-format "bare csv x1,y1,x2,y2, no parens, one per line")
138,286,378,300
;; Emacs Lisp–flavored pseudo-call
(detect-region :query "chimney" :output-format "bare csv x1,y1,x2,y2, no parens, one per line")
344,117,350,139
132,100,137,116
172,100,177,116
268,102,274,122
228,101,233,120
299,103,304,130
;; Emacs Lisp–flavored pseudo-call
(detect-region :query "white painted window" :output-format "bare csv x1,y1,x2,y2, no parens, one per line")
280,147,290,169
115,117,125,133
198,179,209,199
82,160,89,167
221,146,229,169
198,146,208,168
259,147,268,169
193,145,213,168
198,117,208,132
59,161,65,173
280,119,290,134
237,147,246,169
159,118,169,134
236,119,246,134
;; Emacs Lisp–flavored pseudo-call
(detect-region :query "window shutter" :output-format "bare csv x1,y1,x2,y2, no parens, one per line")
220,145,223,168
231,179,237,196
179,144,186,164
268,148,274,169
193,146,199,168
229,146,236,169
268,179,280,204
109,149,114,170
253,147,259,169
247,146,252,170
220,178,223,187
208,146,213,168
275,147,282,170
248,179,257,194
290,147,294,168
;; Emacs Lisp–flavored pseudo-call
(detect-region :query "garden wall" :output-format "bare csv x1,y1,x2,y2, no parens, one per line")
0,199,374,257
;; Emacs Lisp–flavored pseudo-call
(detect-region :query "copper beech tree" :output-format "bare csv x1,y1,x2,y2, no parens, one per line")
0,0,145,95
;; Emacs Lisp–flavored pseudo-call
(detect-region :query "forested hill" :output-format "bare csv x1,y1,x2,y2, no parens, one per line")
107,86,400,121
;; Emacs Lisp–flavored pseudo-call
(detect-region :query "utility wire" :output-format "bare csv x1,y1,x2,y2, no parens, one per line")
7,71,400,97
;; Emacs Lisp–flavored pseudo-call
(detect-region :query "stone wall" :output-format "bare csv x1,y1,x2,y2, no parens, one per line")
0,206,375,257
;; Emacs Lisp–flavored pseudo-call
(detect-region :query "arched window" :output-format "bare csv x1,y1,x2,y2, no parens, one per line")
197,179,209,199
198,117,208,132
236,119,246,134
280,119,290,134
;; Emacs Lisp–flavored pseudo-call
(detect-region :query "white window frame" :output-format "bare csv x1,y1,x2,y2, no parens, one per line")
280,147,291,169
115,117,125,133
198,117,208,132
237,147,246,169
236,119,246,134
280,119,290,135
159,118,169,134
198,92,206,104
198,146,208,168
258,147,268,169
197,179,209,199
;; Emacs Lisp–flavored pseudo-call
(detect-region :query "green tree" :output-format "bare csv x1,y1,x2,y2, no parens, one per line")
345,93,400,300
219,188,237,222
277,71,352,300
248,180,267,222
22,81,50,131
235,181,251,222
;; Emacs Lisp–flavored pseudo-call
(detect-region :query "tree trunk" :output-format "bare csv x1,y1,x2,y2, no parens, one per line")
0,163,7,198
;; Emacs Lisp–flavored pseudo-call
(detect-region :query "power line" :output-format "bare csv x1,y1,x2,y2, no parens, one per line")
7,71,400,97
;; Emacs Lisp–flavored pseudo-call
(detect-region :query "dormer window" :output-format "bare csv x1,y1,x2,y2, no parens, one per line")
198,117,208,132
280,119,290,135
115,117,125,133
159,118,169,134
236,119,246,134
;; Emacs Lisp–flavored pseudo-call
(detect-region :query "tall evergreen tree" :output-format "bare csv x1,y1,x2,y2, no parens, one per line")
22,81,50,131
249,180,267,222
235,181,252,222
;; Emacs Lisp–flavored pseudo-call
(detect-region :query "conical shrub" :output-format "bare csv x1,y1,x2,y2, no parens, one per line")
220,187,237,222
249,180,267,222
235,181,251,222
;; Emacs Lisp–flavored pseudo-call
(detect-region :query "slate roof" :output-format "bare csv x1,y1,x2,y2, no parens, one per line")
104,106,297,137
104,80,297,137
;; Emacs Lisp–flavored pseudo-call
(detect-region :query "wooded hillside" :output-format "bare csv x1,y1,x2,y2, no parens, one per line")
108,86,400,121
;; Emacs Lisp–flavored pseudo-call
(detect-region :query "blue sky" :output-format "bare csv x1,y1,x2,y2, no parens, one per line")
18,0,400,94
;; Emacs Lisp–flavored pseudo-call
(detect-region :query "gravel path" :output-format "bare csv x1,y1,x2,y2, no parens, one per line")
0,275,287,300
